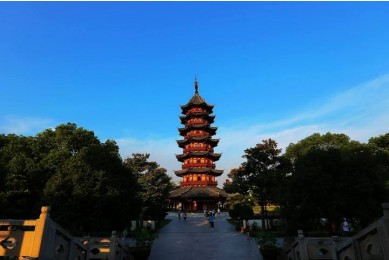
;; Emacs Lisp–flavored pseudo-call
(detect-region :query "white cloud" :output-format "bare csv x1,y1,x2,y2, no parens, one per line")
117,136,182,180
116,73,389,187
0,115,54,136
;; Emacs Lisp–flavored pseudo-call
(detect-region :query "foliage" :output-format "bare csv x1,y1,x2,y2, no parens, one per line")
132,228,158,247
250,221,259,236
256,231,278,249
0,123,141,235
282,132,389,232
223,167,249,194
226,139,290,229
40,123,140,234
225,192,255,208
285,132,357,160
228,203,254,220
124,153,174,221
0,134,44,218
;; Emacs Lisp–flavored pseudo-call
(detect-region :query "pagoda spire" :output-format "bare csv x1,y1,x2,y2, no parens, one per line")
194,74,199,94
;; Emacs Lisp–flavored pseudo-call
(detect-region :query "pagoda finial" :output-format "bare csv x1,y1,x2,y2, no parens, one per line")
194,74,199,94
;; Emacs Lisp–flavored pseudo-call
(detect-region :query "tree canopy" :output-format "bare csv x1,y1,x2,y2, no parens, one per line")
124,153,174,220
0,123,143,235
225,132,389,233
225,139,289,229
282,132,389,232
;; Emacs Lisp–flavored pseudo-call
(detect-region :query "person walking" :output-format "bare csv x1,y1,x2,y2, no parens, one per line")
342,218,350,236
178,210,181,220
209,214,215,229
245,221,251,240
183,212,187,221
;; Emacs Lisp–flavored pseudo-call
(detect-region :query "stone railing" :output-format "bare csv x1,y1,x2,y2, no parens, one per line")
80,232,131,260
0,206,131,260
284,203,389,260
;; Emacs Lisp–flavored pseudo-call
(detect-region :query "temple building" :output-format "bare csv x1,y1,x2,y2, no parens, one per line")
168,78,228,211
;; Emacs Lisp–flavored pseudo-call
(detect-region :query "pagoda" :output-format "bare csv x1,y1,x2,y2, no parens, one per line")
169,78,228,211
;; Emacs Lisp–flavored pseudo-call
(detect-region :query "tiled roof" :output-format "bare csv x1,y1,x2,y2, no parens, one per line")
169,186,229,199
174,168,224,176
176,151,222,161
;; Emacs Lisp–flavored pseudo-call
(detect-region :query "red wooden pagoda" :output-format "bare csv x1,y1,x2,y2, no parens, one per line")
169,78,228,211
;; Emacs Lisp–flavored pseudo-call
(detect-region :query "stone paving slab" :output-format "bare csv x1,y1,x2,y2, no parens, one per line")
149,212,262,260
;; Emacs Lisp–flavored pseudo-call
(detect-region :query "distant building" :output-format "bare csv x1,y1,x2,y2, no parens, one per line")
168,78,228,211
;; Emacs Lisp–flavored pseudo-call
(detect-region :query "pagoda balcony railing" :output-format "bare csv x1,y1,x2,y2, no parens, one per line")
186,133,210,138
181,180,218,186
185,111,209,116
185,122,210,127
182,163,215,169
183,147,214,153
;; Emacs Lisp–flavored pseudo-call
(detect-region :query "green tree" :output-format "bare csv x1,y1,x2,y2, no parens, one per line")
223,167,249,194
282,133,389,233
228,139,289,229
0,134,45,218
285,132,358,161
368,133,389,200
124,153,173,221
39,123,139,234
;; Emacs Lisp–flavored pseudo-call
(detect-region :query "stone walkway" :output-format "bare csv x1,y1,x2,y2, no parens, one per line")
149,212,262,260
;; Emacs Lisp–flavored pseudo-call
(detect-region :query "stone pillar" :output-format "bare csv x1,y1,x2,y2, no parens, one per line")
381,203,389,260
296,230,309,260
30,206,51,258
382,203,389,219
109,231,118,260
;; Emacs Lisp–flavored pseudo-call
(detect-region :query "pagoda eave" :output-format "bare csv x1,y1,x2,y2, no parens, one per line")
176,137,220,147
174,168,224,177
169,186,228,199
176,152,222,161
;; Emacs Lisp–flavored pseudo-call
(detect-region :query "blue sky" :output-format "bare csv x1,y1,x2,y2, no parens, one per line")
1,2,389,186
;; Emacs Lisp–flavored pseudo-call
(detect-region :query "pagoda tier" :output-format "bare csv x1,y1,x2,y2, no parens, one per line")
180,95,214,114
178,125,218,136
177,137,220,148
174,168,224,177
179,113,215,125
169,186,228,200
176,151,222,162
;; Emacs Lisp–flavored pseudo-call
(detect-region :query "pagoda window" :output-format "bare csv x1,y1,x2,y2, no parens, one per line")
212,176,215,182
207,176,210,181
189,175,193,181
200,158,205,163
201,175,206,181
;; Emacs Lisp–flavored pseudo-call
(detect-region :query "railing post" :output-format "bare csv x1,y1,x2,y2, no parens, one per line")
109,231,117,260
30,206,51,258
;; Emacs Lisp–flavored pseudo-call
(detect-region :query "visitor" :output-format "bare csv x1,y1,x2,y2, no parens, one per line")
342,218,350,236
209,214,215,229
331,222,337,236
183,212,187,221
245,220,250,240
178,210,181,220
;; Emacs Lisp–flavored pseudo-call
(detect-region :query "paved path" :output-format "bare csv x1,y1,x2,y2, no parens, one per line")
149,212,262,260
